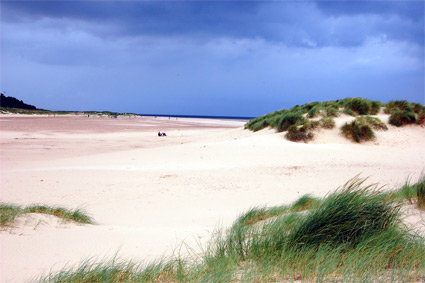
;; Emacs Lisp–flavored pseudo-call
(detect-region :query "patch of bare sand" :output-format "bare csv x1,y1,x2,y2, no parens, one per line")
0,114,424,282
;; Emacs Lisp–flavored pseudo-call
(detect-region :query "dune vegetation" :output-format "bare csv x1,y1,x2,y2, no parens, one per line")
0,204,94,227
388,175,425,210
245,98,424,143
36,176,425,282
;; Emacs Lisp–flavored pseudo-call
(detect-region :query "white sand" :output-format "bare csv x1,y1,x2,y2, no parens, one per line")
0,114,424,282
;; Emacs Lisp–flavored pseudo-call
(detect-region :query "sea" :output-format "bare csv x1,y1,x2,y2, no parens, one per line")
139,114,255,120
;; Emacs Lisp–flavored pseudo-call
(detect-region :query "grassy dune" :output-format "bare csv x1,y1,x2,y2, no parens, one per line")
0,204,94,227
36,176,425,282
245,98,425,143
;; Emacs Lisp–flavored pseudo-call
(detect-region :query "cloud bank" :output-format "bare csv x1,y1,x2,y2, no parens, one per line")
1,1,423,116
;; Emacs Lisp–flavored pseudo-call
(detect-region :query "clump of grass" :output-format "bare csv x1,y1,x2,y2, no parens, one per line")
286,178,398,248
417,181,425,210
389,109,416,127
276,111,306,132
233,205,289,228
324,105,339,117
37,257,188,283
416,110,425,126
234,207,273,227
251,118,269,132
391,182,418,204
285,125,314,142
387,175,425,210
341,119,375,143
0,204,22,227
384,100,413,114
244,109,306,133
38,259,140,282
24,205,93,224
0,203,93,227
307,105,321,118
356,116,388,130
343,108,358,116
290,194,321,211
319,117,335,129
244,115,269,132
411,103,425,114
370,100,382,115
344,97,372,115
302,120,320,131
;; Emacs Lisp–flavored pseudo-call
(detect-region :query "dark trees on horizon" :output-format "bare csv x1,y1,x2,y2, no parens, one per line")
0,93,37,110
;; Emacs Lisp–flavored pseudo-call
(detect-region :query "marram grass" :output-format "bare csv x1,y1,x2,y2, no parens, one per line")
245,98,423,143
37,176,425,282
0,204,93,227
341,119,375,143
388,174,425,210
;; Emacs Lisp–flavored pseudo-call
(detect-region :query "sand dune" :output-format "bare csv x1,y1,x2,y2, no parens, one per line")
0,114,424,282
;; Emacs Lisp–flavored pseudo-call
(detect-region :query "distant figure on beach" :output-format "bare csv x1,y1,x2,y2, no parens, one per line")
158,131,167,137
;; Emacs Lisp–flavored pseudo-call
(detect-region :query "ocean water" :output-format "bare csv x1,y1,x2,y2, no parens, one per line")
139,114,255,120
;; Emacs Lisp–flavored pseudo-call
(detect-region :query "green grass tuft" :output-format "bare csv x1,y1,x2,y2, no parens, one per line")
344,97,372,115
319,117,335,129
0,203,93,227
233,205,289,228
275,111,306,132
286,177,399,249
307,105,321,118
356,116,388,130
341,119,375,143
0,204,23,227
387,175,425,210
343,108,358,116
417,181,425,210
411,103,425,114
302,120,320,131
290,194,321,211
389,109,416,127
384,100,413,114
417,110,425,126
285,125,314,142
370,101,382,115
325,106,339,117
391,182,418,204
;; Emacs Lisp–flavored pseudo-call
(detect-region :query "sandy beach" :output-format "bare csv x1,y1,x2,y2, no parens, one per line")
1,114,424,282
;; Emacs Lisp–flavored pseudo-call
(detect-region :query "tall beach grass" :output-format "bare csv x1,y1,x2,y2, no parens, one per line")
37,176,425,282
388,174,425,210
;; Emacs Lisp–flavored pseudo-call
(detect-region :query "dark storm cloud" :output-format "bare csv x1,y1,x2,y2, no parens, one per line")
316,1,424,46
3,1,423,47
1,1,260,38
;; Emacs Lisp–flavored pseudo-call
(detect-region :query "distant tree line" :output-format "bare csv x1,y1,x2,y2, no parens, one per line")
0,93,37,110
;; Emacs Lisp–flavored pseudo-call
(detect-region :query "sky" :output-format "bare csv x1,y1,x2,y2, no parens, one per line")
1,1,424,117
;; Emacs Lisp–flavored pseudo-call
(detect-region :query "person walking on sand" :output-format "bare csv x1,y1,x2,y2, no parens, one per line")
158,131,162,136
